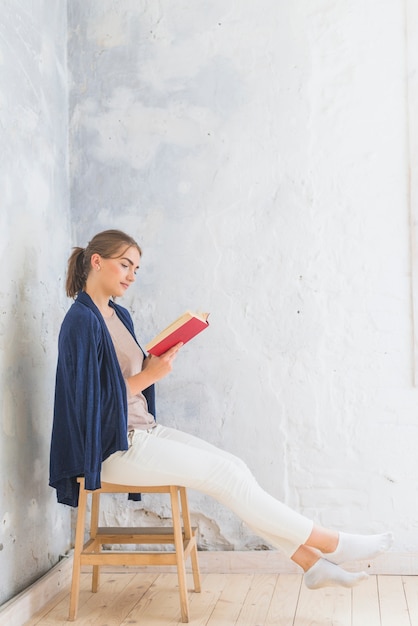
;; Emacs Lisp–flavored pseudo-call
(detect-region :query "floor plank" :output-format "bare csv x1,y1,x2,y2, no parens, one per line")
403,575,418,625
206,574,253,625
235,574,277,625
352,575,381,626
378,575,410,626
86,572,159,626
27,573,95,625
120,572,185,625
183,573,230,626
294,584,352,626
72,571,142,625
264,574,301,626
22,588,70,626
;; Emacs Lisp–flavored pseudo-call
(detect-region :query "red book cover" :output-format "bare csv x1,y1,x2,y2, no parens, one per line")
145,312,209,356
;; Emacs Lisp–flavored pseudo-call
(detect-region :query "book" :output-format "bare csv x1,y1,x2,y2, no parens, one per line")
145,311,210,356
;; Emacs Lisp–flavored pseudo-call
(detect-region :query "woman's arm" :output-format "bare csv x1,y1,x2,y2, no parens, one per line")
126,342,183,395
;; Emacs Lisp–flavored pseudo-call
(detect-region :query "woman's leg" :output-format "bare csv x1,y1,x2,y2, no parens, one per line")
149,427,392,564
101,425,392,587
102,425,313,556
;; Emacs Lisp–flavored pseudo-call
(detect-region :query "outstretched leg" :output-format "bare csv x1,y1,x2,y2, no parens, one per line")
101,425,393,591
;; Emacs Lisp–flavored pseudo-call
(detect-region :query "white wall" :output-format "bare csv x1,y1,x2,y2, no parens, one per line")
0,2,413,608
68,0,417,558
0,1,71,606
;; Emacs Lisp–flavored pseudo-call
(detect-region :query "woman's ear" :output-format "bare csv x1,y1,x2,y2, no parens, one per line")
90,253,102,272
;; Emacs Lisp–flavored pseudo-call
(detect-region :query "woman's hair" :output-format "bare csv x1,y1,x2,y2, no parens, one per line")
66,229,142,298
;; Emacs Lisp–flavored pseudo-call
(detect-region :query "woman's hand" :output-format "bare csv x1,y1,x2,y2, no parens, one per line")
127,343,183,395
142,343,183,380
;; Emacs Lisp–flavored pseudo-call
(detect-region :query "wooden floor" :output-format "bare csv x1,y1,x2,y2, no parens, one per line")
22,569,418,625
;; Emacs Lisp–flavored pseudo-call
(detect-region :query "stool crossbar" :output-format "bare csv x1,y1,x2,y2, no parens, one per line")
69,478,201,622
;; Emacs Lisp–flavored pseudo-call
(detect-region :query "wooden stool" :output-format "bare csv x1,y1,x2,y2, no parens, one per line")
69,478,201,622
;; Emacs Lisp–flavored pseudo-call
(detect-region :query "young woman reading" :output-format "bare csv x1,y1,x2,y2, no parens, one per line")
49,229,392,590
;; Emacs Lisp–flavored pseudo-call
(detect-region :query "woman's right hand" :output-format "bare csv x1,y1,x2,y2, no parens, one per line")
127,342,183,395
142,343,183,381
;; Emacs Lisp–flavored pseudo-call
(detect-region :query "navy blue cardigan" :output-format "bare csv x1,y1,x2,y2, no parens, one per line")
49,291,155,507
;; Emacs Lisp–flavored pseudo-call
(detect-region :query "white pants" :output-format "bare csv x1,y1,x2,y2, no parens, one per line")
101,424,313,557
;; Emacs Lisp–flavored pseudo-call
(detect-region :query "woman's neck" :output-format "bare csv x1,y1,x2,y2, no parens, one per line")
84,284,114,319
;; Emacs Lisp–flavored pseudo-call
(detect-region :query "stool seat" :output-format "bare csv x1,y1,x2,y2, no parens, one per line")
69,478,201,622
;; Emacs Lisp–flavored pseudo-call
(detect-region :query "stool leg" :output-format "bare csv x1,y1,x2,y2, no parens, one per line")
69,479,87,621
180,487,201,593
90,491,101,592
170,486,189,623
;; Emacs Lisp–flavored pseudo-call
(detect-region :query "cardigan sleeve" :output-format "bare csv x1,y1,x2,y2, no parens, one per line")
49,309,104,506
49,297,130,507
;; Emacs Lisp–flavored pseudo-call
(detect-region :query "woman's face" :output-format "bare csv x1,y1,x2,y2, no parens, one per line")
96,245,141,298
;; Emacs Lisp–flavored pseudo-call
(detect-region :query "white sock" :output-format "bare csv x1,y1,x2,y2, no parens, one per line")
325,531,393,565
304,559,369,590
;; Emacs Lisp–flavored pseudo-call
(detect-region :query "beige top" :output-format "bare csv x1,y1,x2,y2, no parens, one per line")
105,311,155,431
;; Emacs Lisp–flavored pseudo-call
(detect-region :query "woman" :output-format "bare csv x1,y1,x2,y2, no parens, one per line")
49,229,392,590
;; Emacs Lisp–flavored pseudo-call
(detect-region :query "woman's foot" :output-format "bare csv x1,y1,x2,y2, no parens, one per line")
304,558,369,590
324,531,393,564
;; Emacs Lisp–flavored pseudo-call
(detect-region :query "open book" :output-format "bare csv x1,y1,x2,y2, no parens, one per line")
145,311,210,356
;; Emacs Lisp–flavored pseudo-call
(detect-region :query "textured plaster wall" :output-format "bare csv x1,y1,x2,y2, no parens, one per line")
0,1,71,606
69,0,418,551
67,0,416,556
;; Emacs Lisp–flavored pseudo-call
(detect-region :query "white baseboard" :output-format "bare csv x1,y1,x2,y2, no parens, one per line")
193,549,418,576
0,556,73,626
1,550,417,626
